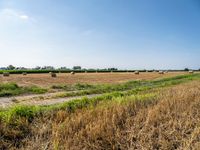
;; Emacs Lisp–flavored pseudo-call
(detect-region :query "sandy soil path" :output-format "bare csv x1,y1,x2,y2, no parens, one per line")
0,92,100,108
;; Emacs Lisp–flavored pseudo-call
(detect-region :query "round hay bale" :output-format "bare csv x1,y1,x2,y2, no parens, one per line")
22,72,27,76
51,72,57,77
159,71,164,74
3,72,10,77
135,71,139,75
189,70,194,74
71,71,75,75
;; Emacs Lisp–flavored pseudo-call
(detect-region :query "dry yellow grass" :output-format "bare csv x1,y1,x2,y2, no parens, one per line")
1,80,200,149
47,82,200,150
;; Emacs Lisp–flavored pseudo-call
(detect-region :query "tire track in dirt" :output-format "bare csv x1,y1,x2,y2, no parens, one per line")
0,92,101,108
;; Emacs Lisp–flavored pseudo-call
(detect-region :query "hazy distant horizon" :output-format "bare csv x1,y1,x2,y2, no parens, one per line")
0,0,200,69
0,65,198,71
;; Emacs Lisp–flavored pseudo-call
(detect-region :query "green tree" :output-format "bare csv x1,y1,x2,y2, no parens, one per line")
184,68,189,71
7,65,15,70
73,66,81,70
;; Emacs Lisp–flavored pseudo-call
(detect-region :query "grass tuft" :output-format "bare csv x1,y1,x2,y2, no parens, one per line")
0,83,48,97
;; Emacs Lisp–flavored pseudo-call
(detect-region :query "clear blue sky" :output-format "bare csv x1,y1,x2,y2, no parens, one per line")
0,0,200,69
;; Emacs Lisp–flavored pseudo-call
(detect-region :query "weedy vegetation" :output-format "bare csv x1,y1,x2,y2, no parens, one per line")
0,83,47,97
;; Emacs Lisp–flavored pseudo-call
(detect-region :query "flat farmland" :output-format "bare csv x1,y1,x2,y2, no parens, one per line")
0,72,187,87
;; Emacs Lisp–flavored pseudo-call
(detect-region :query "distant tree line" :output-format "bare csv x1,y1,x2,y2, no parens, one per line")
0,65,119,71
0,65,200,73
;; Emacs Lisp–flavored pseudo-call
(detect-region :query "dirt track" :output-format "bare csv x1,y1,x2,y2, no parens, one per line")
0,92,100,108
0,72,186,87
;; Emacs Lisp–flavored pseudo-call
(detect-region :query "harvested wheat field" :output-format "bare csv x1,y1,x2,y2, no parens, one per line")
34,81,200,149
0,72,186,87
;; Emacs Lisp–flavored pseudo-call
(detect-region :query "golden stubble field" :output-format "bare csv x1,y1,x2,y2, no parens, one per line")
0,72,187,87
